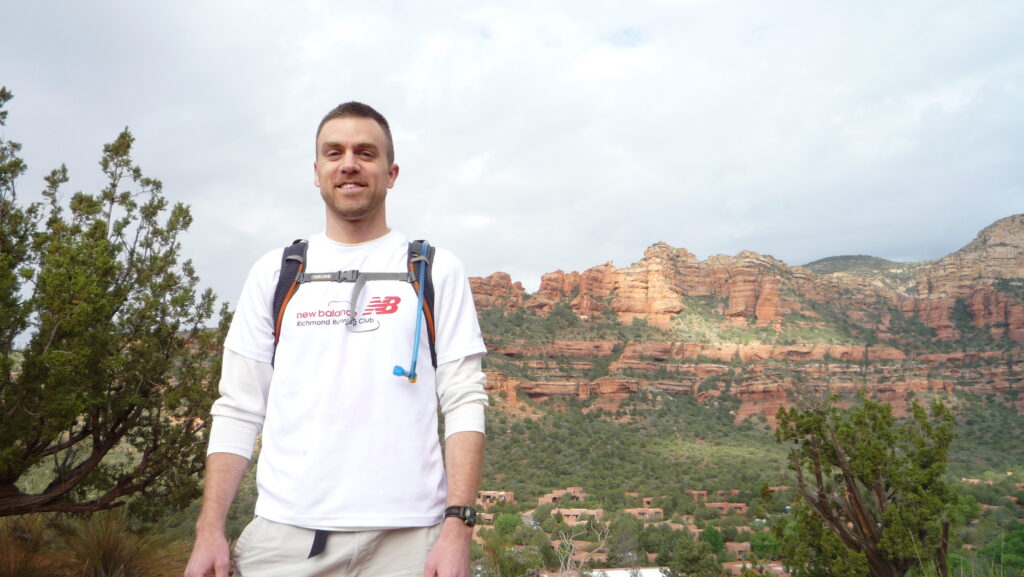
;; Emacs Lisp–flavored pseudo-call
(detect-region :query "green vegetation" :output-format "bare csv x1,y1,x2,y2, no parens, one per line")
670,294,879,346
483,393,786,501
473,388,1024,575
0,88,226,518
948,395,1024,477
993,278,1024,304
887,306,940,352
803,255,933,290
978,524,1024,573
804,255,906,275
951,298,1003,352
661,535,721,577
776,395,959,577
671,296,736,343
478,300,669,349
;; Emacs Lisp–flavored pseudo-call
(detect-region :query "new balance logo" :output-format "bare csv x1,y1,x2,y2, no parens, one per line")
363,296,401,315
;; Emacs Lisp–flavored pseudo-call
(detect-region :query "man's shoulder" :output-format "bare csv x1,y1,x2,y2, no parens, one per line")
253,242,297,272
428,246,471,285
260,233,328,265
242,236,320,288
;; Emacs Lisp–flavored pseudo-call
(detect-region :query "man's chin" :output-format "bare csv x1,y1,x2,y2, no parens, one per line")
321,191,386,224
326,203,380,223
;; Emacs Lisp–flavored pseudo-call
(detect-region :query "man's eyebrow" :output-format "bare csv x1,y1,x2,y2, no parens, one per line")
319,141,381,152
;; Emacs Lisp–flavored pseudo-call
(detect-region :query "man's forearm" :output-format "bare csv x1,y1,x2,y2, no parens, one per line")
443,431,484,508
185,452,251,577
424,431,484,577
195,452,250,535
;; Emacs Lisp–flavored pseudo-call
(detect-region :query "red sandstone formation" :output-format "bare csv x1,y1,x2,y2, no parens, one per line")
472,215,1024,422
469,272,526,311
906,215,1024,341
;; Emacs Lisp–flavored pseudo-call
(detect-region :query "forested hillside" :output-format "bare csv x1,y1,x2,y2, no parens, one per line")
467,216,1024,575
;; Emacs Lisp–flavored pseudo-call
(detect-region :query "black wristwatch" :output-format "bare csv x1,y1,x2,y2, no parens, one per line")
444,505,478,527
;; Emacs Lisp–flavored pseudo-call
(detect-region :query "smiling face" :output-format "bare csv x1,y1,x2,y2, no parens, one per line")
314,116,399,242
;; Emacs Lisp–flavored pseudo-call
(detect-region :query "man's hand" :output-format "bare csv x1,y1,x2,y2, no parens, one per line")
426,430,484,577
183,530,232,577
423,518,473,577
183,453,249,577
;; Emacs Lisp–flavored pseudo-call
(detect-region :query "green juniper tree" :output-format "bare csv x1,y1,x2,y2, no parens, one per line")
978,524,1024,574
0,87,34,381
749,530,779,560
661,532,722,577
775,394,958,577
606,513,643,567
700,525,724,557
0,88,226,518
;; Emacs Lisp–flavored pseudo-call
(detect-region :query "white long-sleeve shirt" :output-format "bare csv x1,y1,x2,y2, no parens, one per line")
208,349,488,457
206,231,488,529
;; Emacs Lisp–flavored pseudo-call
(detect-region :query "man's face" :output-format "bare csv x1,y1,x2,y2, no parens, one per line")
314,116,399,226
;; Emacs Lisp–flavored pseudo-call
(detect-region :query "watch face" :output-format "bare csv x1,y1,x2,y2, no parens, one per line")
447,505,477,526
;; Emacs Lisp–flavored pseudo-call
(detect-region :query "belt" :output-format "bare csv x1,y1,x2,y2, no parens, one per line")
309,529,329,558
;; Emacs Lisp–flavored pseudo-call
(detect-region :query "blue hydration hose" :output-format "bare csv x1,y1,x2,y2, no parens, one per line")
393,241,429,382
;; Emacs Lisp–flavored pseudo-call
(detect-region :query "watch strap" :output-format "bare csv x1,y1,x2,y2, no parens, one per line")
444,505,477,526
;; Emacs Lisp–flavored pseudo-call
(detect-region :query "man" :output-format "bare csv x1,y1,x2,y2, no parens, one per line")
185,102,488,577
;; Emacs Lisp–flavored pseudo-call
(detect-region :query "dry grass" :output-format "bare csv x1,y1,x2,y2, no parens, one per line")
61,509,190,577
0,514,56,577
1,510,190,577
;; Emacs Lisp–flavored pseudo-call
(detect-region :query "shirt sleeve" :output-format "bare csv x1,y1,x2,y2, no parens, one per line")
207,348,273,458
222,248,281,365
431,248,488,365
436,353,488,438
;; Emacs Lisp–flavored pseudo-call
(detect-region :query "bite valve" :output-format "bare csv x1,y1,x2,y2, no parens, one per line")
393,365,417,383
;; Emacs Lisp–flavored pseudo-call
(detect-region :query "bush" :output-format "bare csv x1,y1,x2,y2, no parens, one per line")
61,509,187,577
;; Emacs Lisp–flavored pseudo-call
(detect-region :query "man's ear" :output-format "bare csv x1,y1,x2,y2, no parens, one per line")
387,163,400,188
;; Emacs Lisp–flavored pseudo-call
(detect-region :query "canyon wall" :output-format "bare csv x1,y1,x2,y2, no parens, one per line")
471,215,1024,422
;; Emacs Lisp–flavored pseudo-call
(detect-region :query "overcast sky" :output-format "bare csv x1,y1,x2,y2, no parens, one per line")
3,1,1022,306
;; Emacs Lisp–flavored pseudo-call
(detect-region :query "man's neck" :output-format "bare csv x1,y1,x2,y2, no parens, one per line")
324,219,391,245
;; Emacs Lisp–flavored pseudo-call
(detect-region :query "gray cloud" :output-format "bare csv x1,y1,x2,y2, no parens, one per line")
3,0,1021,301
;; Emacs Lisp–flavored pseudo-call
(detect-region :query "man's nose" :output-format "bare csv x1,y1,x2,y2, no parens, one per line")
340,151,360,172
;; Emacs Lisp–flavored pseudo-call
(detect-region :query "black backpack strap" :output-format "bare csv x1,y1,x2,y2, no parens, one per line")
272,239,308,366
409,240,438,368
269,239,436,370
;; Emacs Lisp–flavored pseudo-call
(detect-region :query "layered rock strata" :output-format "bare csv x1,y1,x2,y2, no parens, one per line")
470,215,1024,422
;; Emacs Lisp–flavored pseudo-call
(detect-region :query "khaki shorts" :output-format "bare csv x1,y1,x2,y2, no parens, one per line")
233,517,443,577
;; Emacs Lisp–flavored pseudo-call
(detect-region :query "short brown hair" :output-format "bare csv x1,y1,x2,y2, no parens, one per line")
316,102,395,164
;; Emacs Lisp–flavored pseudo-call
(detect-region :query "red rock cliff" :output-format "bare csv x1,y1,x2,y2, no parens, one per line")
469,215,1024,422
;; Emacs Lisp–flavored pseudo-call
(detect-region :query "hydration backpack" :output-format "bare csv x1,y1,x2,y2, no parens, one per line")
270,239,438,379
